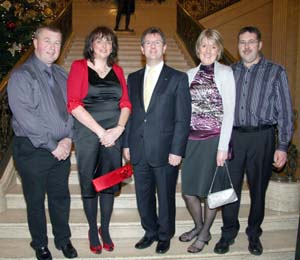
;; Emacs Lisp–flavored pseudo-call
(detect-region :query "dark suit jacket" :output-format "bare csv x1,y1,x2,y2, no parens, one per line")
124,64,191,167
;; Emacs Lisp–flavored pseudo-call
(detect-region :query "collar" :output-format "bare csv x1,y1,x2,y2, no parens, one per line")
145,61,164,74
32,53,52,72
236,56,267,70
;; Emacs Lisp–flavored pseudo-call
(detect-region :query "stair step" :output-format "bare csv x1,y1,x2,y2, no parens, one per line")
0,230,296,259
0,205,297,239
6,181,251,209
69,44,183,51
72,37,178,43
0,205,299,239
64,60,189,67
63,67,191,74
65,54,187,62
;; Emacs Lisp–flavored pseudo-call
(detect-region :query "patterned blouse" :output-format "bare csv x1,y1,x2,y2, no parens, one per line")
189,63,223,140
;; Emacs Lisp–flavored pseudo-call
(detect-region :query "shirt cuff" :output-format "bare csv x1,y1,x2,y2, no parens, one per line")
277,143,288,152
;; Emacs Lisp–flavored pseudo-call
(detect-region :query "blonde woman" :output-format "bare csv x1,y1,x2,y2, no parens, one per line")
179,29,235,253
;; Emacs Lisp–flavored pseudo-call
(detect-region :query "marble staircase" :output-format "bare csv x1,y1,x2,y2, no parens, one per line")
0,151,298,259
62,35,193,75
0,34,298,260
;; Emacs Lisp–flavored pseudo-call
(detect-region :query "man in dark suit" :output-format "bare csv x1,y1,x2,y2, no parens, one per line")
123,27,191,254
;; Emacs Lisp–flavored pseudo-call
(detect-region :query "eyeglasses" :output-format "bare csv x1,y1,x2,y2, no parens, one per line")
238,40,259,46
143,40,163,46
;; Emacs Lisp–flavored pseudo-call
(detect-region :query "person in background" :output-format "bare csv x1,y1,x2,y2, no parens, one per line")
114,0,135,32
214,26,293,256
7,25,78,260
123,27,191,254
179,28,235,253
67,26,131,254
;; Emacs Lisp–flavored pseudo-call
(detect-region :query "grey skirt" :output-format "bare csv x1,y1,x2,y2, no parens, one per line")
181,137,219,197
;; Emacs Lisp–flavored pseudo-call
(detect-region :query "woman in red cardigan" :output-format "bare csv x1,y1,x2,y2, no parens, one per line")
67,26,131,254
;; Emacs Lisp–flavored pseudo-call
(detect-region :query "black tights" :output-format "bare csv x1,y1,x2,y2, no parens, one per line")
183,194,217,240
83,193,115,246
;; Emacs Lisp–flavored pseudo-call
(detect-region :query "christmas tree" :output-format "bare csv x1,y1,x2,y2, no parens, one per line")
0,0,57,81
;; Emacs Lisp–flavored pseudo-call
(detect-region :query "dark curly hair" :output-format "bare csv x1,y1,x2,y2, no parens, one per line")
83,26,118,66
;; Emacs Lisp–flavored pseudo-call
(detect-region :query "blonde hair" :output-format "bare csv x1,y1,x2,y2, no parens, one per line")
195,29,224,61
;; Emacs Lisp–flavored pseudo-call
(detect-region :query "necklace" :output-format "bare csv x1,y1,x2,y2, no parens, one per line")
96,66,109,77
88,61,110,78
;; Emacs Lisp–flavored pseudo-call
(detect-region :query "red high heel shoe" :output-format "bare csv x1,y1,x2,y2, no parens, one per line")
99,227,115,252
88,231,102,254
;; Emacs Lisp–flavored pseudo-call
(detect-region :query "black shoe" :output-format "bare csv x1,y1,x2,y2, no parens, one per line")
135,236,156,249
179,228,200,242
214,237,235,254
35,246,52,260
187,233,211,253
248,238,263,255
60,242,78,258
156,240,170,254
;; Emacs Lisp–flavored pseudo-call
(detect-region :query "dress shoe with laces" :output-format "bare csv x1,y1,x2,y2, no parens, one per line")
248,238,263,255
214,237,235,254
35,246,52,260
60,242,78,258
156,240,170,254
135,236,157,249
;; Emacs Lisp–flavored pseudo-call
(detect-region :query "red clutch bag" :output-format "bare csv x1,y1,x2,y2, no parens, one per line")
92,163,133,192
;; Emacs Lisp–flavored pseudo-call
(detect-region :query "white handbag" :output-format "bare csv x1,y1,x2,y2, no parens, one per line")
207,161,238,209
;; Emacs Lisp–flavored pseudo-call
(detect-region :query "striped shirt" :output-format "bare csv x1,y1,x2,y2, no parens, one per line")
8,54,73,152
232,57,293,152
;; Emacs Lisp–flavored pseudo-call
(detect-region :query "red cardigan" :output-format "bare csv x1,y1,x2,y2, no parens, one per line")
67,59,132,112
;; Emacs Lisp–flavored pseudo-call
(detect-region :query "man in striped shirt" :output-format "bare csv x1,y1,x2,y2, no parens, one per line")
214,26,293,256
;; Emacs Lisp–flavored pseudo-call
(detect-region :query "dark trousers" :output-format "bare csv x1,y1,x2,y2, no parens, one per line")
221,127,275,240
133,145,178,241
115,0,133,29
13,137,71,249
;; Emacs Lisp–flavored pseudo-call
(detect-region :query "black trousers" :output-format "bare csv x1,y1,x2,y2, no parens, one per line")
133,144,178,241
115,0,134,29
13,137,71,249
220,127,275,240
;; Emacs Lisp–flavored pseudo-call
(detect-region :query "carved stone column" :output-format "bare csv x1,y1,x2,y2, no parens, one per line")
293,3,300,178
271,0,288,66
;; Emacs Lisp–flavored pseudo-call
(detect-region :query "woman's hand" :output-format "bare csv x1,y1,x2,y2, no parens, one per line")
100,125,124,147
216,150,228,166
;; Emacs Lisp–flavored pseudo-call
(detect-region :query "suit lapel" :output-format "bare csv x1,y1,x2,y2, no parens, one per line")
138,68,146,111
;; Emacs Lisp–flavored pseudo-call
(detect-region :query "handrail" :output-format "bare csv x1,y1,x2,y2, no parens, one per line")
0,0,73,177
176,2,237,66
178,0,240,20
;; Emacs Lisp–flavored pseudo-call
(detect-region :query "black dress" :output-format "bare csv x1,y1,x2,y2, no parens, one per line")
73,68,122,197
